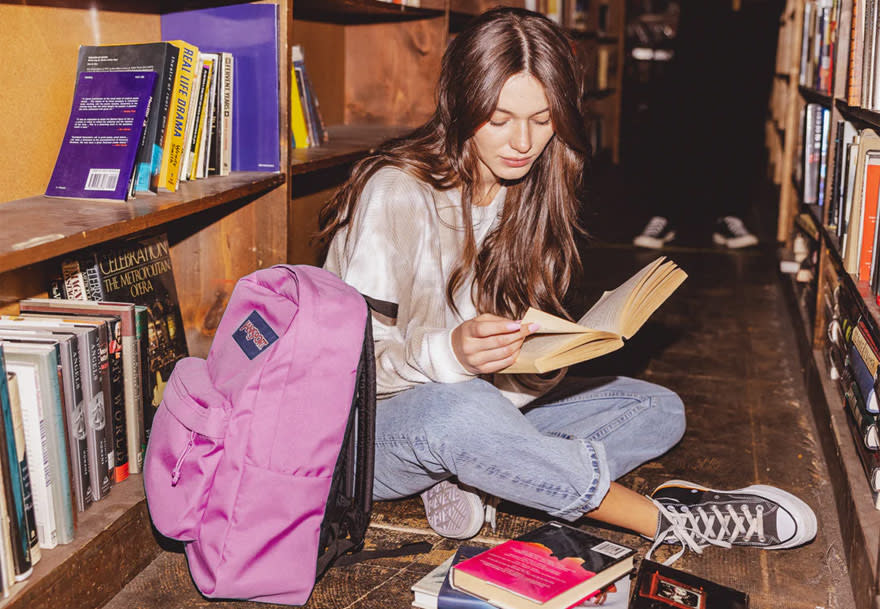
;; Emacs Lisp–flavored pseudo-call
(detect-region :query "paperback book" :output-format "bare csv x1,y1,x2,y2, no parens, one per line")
46,71,156,201
75,42,180,194
501,257,687,374
450,521,635,609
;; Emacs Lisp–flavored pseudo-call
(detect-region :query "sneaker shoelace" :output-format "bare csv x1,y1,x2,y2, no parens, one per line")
484,495,498,532
721,216,749,237
643,216,668,237
646,498,767,565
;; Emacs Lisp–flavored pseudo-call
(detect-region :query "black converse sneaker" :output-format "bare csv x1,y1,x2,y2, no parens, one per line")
646,480,818,565
712,216,759,249
634,216,676,249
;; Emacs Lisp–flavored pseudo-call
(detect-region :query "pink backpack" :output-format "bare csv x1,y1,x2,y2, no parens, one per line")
143,265,376,605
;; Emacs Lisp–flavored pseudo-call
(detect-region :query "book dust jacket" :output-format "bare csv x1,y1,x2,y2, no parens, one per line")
94,234,188,438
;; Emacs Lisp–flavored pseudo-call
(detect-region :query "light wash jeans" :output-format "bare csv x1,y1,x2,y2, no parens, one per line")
372,376,686,521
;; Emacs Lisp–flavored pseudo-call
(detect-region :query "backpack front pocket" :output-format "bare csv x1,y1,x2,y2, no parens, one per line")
144,358,228,542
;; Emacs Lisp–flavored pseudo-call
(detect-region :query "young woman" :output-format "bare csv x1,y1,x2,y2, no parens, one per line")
321,7,816,563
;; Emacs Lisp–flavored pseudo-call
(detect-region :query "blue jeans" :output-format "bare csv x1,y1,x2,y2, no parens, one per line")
372,376,686,521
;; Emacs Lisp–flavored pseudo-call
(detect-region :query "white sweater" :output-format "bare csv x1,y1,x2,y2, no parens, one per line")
323,167,550,408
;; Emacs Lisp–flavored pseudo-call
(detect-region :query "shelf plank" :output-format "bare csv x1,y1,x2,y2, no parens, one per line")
799,85,833,107
0,476,159,609
294,0,444,22
836,99,880,131
585,88,616,100
291,124,413,175
0,172,284,275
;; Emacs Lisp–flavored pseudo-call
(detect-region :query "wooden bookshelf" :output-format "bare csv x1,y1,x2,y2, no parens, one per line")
291,124,412,175
0,2,291,608
0,2,628,608
0,478,158,609
771,1,880,606
0,173,284,275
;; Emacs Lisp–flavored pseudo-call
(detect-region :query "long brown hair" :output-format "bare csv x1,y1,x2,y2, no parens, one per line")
318,7,589,320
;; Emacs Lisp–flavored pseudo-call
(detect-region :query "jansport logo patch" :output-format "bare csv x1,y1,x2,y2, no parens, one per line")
233,311,279,359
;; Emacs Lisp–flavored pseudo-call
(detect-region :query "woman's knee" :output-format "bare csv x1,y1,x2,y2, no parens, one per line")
416,378,516,441
650,383,687,447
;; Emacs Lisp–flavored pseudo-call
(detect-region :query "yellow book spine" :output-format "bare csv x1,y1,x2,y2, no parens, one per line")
158,40,199,192
290,61,310,149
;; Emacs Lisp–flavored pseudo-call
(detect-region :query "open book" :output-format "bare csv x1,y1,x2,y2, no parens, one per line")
501,257,687,374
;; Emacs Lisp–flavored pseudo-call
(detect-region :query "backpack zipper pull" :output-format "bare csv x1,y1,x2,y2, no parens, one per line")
171,431,197,486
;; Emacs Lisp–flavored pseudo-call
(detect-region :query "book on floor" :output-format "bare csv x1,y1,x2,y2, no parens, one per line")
449,521,635,609
629,559,749,608
412,545,631,609
46,71,156,201
501,257,687,374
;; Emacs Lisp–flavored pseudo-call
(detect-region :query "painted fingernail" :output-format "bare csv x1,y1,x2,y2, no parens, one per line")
506,322,521,331
528,323,541,332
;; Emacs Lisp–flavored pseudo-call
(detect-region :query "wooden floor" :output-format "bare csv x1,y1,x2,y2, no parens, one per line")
102,172,859,609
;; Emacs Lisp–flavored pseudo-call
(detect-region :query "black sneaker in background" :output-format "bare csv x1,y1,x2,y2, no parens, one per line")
645,479,818,564
634,216,676,249
712,216,759,248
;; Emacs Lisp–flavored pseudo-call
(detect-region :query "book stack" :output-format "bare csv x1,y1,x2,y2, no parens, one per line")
0,231,188,594
45,2,282,202
411,522,635,609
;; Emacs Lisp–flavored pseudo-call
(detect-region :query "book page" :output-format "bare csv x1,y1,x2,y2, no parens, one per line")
577,258,667,335
621,263,687,337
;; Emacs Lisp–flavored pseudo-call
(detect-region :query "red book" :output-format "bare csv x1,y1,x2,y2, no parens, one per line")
450,522,634,609
858,158,880,282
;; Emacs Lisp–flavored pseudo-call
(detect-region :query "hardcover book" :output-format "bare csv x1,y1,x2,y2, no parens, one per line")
0,329,92,513
75,42,180,194
0,361,35,581
450,521,635,609
88,234,188,438
46,71,156,201
501,257,687,374
630,559,748,609
0,317,113,501
1,343,74,546
20,299,145,474
161,2,280,172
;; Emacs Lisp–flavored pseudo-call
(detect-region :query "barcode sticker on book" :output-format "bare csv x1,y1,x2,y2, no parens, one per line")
85,168,120,192
592,540,631,559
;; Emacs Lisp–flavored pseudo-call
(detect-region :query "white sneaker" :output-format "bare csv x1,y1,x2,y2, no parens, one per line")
712,216,759,248
420,480,486,540
634,216,676,249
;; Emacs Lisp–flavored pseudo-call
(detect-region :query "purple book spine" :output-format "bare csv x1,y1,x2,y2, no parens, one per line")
46,71,156,201
160,3,280,172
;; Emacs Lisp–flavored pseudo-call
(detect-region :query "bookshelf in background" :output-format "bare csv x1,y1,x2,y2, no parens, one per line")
769,1,880,609
287,0,627,268
0,1,291,608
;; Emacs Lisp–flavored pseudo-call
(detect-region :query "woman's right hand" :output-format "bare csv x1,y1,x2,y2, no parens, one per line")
451,313,540,375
